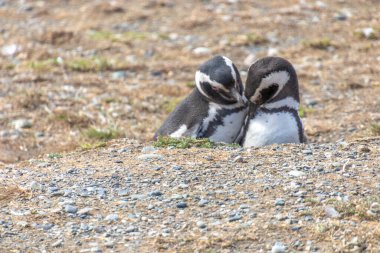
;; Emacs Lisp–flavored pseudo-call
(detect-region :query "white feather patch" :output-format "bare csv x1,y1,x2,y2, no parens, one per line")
243,110,300,147
262,97,299,110
250,71,290,103
170,124,188,138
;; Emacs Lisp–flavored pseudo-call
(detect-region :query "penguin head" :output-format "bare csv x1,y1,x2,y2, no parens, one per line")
195,55,246,105
245,57,299,106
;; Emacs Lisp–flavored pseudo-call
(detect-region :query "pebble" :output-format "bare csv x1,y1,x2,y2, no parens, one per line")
64,205,78,214
105,213,118,222
275,199,285,206
137,154,163,161
118,189,129,196
196,221,207,229
198,199,209,207
149,190,163,197
12,119,32,129
141,146,157,153
358,145,370,153
271,241,286,253
176,202,187,209
361,27,375,39
126,226,138,233
111,71,127,79
232,156,244,163
52,239,63,247
367,202,380,216
325,206,341,218
1,44,20,56
228,214,242,222
192,47,211,55
288,170,305,177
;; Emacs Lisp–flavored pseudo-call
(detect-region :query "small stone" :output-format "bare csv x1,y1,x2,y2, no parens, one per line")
361,27,375,39
196,221,206,229
232,155,244,163
118,189,129,196
141,146,157,153
64,205,78,214
111,71,127,79
176,202,187,209
78,207,93,215
193,47,211,55
172,166,182,170
275,199,285,206
12,119,32,129
271,241,286,253
52,239,63,247
126,226,138,233
43,223,54,231
358,145,370,153
149,190,163,197
267,47,279,56
302,149,313,155
228,214,242,222
1,44,20,56
367,202,380,216
179,183,189,189
325,206,341,218
16,221,29,227
105,213,118,222
137,154,163,161
288,170,305,177
198,199,209,207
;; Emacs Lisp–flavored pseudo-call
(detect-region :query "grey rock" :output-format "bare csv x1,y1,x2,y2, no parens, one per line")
198,199,209,207
12,119,32,129
271,241,286,253
105,213,119,222
137,154,163,161
176,202,187,209
325,206,341,218
64,205,78,214
275,199,285,206
288,170,305,177
196,221,206,229
126,226,138,233
77,207,93,215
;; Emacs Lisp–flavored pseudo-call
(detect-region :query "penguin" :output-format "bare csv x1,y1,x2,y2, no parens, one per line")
240,56,305,147
154,55,247,143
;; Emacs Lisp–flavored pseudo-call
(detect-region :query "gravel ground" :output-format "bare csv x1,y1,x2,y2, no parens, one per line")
1,138,379,252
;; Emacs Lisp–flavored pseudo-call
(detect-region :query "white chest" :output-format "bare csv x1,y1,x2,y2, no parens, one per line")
243,109,301,147
208,109,247,143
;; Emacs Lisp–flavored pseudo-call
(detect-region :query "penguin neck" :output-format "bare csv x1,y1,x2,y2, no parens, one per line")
261,96,299,111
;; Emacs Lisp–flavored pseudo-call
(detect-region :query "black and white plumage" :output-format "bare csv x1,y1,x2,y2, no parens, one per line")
240,56,305,147
154,55,247,143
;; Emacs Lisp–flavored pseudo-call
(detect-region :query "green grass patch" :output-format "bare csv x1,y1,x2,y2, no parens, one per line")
80,142,107,150
89,30,147,43
28,58,58,72
303,38,332,49
65,57,111,72
298,105,315,118
370,123,380,135
84,127,122,141
154,136,214,149
48,153,63,159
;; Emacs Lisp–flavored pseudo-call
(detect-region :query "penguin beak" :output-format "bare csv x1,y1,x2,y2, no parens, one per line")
231,88,246,105
248,101,258,118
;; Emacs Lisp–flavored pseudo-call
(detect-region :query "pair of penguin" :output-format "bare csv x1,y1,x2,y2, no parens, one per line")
154,55,305,147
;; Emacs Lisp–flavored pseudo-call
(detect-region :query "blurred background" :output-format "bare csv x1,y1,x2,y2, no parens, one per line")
0,0,379,163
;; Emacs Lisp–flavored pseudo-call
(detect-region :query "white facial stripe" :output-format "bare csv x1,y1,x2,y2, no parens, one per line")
170,124,188,138
251,70,290,103
222,56,237,83
195,71,230,93
262,97,299,110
